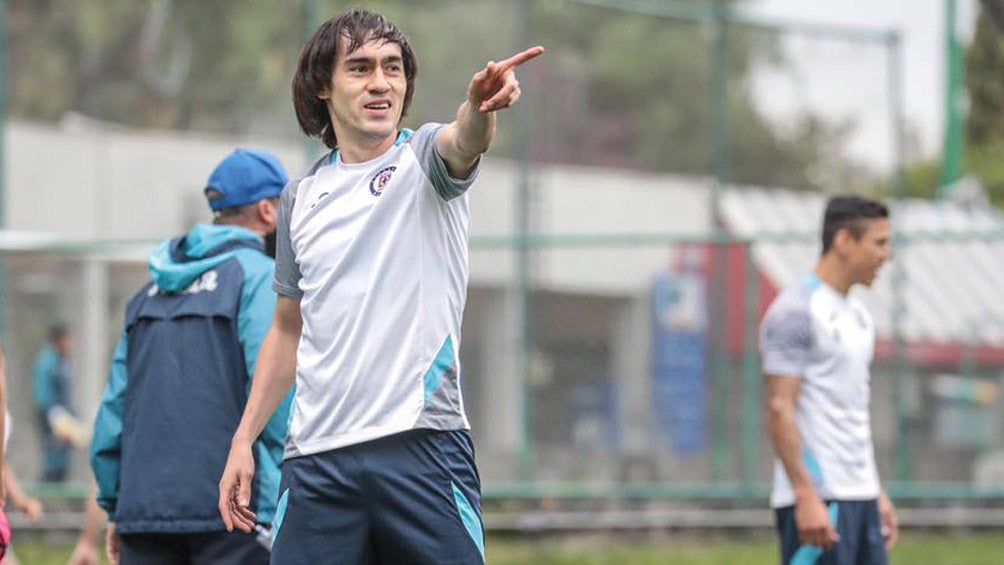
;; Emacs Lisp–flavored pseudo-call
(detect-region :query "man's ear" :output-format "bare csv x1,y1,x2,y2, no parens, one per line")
833,227,853,253
258,199,279,229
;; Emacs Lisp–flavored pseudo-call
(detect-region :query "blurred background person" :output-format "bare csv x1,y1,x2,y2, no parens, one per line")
32,325,80,483
762,196,898,564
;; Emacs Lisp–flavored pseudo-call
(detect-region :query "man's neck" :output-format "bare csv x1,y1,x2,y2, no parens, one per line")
813,256,853,295
336,130,398,164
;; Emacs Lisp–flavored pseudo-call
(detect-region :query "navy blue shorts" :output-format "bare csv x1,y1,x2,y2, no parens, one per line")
119,530,269,565
270,429,484,565
775,499,888,565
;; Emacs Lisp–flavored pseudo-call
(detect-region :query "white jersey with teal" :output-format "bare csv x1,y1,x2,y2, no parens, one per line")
273,124,477,459
760,273,881,508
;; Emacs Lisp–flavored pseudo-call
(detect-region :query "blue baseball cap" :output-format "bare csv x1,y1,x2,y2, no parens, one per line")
205,148,289,211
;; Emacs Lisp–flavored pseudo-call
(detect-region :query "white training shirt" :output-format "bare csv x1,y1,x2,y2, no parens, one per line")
273,124,476,459
759,273,881,508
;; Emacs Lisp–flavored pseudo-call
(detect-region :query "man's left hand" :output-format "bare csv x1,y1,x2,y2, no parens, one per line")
467,46,545,113
878,491,899,551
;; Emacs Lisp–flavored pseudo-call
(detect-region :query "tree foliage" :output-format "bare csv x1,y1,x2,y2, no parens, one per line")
524,1,863,189
6,0,863,190
7,0,302,135
904,1,1004,205
967,2,1004,145
962,2,1004,206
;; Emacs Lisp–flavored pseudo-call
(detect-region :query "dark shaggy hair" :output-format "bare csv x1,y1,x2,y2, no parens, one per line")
821,196,889,254
292,9,418,149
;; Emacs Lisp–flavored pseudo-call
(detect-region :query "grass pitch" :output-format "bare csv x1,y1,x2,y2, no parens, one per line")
13,533,1004,564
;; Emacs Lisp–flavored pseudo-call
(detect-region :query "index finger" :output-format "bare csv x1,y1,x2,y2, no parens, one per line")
497,45,545,73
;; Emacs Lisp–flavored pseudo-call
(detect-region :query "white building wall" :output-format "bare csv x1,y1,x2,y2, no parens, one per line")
4,120,713,481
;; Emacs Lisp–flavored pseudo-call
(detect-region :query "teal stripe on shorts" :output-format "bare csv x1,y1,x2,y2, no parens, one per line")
453,481,485,560
789,502,839,565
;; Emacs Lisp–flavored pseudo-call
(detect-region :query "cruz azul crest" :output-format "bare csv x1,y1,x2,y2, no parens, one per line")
369,166,397,196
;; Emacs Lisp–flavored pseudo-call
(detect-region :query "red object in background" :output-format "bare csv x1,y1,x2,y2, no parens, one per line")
684,242,776,357
874,339,1004,369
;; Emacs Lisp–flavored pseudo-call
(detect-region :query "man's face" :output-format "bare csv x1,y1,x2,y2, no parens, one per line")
57,334,74,357
321,36,407,146
845,218,892,287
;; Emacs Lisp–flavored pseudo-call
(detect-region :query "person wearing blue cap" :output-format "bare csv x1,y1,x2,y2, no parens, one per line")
90,149,295,565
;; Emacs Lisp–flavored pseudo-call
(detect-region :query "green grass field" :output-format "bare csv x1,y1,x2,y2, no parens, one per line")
12,534,1004,564
490,534,1004,564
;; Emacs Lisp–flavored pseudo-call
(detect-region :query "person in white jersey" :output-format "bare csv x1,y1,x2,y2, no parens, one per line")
761,196,899,565
217,8,544,564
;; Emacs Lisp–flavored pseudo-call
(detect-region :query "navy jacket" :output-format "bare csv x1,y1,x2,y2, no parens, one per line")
91,224,292,534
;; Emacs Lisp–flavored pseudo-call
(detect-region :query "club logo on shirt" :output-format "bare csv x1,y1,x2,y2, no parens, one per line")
369,166,397,196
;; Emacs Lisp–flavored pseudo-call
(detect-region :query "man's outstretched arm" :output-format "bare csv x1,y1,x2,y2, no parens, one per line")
437,45,545,180
219,295,301,533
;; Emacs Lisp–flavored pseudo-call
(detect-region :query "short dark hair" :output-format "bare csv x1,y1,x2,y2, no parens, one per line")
821,196,890,254
212,197,280,226
292,9,418,149
49,324,70,343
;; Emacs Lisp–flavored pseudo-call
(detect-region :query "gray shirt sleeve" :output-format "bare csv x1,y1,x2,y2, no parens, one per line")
272,180,303,298
760,307,814,377
410,122,480,201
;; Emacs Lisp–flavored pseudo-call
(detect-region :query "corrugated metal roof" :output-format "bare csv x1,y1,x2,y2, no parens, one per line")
720,188,1004,346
